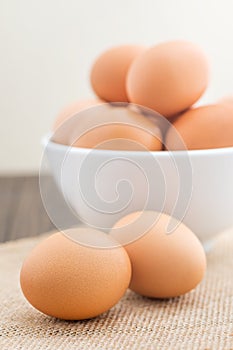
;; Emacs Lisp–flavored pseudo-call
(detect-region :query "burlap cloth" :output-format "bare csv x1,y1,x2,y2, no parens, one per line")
0,231,233,350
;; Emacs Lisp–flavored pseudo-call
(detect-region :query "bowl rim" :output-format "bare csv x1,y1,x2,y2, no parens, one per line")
42,134,233,158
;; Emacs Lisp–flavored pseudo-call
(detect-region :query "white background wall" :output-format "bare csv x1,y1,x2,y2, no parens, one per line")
1,0,233,173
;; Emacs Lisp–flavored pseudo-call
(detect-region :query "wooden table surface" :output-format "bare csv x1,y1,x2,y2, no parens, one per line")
0,176,55,242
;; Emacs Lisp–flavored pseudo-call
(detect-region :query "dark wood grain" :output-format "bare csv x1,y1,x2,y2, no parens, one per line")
0,176,55,242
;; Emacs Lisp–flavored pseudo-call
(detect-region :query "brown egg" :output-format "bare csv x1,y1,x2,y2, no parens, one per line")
20,228,131,320
110,211,206,298
74,124,161,151
52,104,162,151
53,98,103,131
91,45,145,102
166,104,233,150
127,41,209,118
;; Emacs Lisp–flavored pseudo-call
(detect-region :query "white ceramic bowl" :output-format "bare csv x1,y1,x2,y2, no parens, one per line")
42,135,233,245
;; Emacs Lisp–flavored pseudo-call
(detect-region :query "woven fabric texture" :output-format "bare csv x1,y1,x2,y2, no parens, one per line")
0,231,233,350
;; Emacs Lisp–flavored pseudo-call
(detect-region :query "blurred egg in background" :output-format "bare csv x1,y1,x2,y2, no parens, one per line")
2,1,233,172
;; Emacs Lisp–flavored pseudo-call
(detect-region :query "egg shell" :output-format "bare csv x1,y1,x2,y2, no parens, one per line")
52,104,162,151
20,228,131,320
126,40,209,118
91,45,145,102
53,98,103,131
74,123,162,151
166,104,233,150
110,211,206,298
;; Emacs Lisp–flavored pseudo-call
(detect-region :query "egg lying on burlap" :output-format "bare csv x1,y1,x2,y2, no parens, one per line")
110,211,206,298
20,228,131,320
